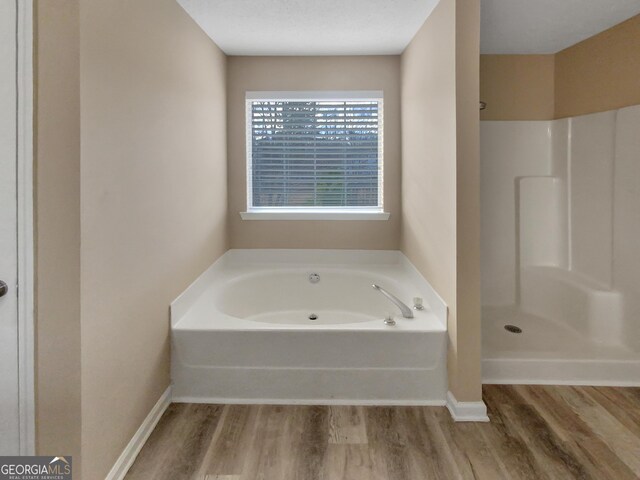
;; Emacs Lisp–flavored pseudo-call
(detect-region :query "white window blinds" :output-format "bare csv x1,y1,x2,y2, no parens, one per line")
246,91,383,211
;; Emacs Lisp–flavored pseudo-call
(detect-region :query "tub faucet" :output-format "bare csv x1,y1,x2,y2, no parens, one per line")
372,284,414,319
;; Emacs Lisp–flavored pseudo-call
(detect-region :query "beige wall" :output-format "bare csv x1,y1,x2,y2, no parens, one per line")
227,56,401,249
35,0,82,467
454,0,482,401
555,14,640,119
77,0,228,477
401,0,482,402
480,14,640,121
480,55,555,120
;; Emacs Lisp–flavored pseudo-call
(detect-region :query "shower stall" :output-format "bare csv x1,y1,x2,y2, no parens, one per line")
481,105,640,385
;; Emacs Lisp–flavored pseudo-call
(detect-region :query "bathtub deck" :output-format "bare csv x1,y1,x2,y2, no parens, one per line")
125,385,640,479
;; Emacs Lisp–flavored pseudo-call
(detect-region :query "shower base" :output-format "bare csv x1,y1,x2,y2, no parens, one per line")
482,305,640,386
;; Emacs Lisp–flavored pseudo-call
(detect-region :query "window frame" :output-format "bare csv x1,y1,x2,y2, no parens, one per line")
242,91,389,221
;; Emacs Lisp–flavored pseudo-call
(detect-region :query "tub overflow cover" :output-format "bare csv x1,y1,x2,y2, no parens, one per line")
309,273,320,284
308,314,318,321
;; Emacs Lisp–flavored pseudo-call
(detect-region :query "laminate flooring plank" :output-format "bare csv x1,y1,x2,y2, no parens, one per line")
447,421,509,479
424,408,477,480
582,386,640,438
323,444,380,480
290,405,329,480
479,389,547,480
518,386,638,480
328,406,367,445
127,404,223,480
364,407,411,480
238,405,292,480
203,405,259,477
485,387,592,479
399,407,463,480
124,403,186,479
558,387,640,477
498,402,593,479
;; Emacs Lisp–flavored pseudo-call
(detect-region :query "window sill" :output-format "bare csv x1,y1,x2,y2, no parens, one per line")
239,210,391,221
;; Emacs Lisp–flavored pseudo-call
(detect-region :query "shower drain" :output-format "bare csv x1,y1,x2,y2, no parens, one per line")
504,324,522,334
308,313,318,321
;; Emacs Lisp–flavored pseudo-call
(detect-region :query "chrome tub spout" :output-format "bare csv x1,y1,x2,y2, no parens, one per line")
372,284,414,319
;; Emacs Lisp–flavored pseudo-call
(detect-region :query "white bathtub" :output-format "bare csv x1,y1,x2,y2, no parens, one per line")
171,250,448,404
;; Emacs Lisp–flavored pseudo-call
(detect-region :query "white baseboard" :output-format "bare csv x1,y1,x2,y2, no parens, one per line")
105,386,172,480
446,391,489,422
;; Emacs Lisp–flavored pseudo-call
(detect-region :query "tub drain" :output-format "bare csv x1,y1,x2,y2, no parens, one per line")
308,314,318,321
504,324,522,334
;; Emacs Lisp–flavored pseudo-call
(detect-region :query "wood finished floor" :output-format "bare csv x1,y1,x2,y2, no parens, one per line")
125,385,640,480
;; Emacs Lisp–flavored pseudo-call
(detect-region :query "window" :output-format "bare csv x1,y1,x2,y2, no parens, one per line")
242,91,388,220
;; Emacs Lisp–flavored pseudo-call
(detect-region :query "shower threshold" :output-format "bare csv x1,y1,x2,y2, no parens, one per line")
481,305,640,386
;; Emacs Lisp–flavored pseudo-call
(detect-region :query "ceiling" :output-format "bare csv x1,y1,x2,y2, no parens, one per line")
178,0,640,56
481,0,640,54
176,0,440,55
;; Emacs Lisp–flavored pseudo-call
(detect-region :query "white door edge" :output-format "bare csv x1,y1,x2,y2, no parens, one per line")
16,0,35,456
